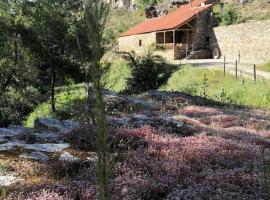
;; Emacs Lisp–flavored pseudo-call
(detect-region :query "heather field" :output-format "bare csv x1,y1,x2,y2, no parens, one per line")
1,91,270,199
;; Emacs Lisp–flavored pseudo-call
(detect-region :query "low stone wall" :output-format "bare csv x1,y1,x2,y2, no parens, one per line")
118,32,156,55
212,20,270,64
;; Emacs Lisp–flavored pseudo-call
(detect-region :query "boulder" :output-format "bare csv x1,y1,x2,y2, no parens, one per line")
19,151,49,162
0,175,20,186
59,152,80,162
0,128,23,138
0,141,70,152
33,132,60,143
24,143,70,153
0,141,25,151
34,118,80,133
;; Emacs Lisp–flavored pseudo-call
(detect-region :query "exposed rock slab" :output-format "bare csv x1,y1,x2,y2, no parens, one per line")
19,151,49,162
59,152,80,162
0,141,25,151
0,128,23,138
34,118,80,133
24,143,70,153
0,141,70,153
0,175,19,186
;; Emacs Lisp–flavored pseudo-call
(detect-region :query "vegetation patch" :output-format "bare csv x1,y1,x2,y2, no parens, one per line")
258,60,270,72
162,65,270,108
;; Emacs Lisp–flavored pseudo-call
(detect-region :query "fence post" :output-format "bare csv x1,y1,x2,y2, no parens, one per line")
223,55,226,76
235,60,238,79
238,51,240,64
254,64,256,82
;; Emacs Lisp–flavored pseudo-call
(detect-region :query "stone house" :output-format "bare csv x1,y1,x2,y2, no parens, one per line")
118,0,219,60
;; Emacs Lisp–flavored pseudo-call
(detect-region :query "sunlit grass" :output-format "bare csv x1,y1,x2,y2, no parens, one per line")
161,65,270,108
258,60,270,72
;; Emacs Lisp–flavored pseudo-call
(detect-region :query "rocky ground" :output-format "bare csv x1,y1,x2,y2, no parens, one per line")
0,91,270,199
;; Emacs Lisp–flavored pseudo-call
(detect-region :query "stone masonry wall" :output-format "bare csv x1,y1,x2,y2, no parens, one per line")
193,9,215,51
118,32,175,60
212,20,270,64
118,32,156,54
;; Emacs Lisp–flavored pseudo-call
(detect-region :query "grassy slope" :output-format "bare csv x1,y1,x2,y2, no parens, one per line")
24,60,130,127
258,60,270,72
25,62,270,126
239,0,270,21
162,66,270,108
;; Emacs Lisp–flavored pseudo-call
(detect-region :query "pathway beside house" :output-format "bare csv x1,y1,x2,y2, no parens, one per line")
170,59,270,80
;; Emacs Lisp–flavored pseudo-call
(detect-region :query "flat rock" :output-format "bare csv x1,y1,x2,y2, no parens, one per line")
0,175,19,186
33,132,60,143
0,128,22,138
107,116,130,126
7,125,30,133
19,151,49,162
34,118,79,133
59,152,80,162
24,143,70,153
0,141,25,151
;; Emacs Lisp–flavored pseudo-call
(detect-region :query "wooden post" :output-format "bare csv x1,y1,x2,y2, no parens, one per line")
238,51,240,64
235,60,238,79
173,30,175,60
163,31,165,46
223,55,226,76
254,64,256,82
186,30,189,49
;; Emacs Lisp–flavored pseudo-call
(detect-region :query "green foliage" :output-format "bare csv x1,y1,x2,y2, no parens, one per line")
123,50,176,94
108,9,144,38
258,60,270,72
105,59,131,92
214,4,241,25
24,84,87,127
136,0,164,10
0,0,84,126
215,88,233,104
24,63,130,127
80,0,111,199
163,65,270,108
0,186,11,199
200,73,209,98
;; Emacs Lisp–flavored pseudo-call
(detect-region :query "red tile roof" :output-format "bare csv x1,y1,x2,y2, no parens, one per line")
120,0,212,37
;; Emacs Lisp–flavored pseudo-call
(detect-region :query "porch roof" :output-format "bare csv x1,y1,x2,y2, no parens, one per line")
120,0,212,37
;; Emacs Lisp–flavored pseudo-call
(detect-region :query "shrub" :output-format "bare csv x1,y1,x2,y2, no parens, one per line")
66,124,96,151
122,49,175,94
214,4,241,25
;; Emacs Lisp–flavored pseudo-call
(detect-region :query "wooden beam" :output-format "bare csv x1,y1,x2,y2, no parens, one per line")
186,22,195,30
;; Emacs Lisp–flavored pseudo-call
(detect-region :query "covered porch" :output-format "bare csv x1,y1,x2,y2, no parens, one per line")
155,23,195,59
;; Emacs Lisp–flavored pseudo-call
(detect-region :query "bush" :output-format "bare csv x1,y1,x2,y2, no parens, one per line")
66,124,96,151
214,4,241,25
162,66,270,108
122,49,176,94
0,86,42,127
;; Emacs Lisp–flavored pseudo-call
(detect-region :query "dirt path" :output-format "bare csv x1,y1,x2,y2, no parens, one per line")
170,59,270,80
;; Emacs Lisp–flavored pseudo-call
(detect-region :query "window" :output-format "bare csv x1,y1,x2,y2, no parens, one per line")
205,36,210,43
139,40,142,47
175,31,182,43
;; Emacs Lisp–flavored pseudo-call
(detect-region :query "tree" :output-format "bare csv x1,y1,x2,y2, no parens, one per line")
22,0,82,112
78,0,111,199
135,0,164,10
0,0,40,126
